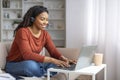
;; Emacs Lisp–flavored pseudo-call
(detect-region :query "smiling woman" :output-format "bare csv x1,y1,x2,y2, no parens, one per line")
14,6,49,34
5,5,76,79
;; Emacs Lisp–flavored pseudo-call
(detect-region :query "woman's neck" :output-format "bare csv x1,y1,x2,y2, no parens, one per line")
30,25,41,34
28,25,41,38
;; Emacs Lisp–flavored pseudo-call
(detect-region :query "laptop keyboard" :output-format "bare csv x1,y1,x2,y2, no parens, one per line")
54,64,76,70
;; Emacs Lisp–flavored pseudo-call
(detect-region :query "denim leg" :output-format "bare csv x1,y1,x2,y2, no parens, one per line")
5,60,44,77
42,63,57,76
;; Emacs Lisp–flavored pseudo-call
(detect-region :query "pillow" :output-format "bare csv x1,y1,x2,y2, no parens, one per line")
0,42,12,69
0,43,8,69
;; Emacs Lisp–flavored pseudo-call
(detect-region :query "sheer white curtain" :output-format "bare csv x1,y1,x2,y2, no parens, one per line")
85,0,120,80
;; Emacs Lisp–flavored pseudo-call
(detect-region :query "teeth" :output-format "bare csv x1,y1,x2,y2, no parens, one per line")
42,26,46,28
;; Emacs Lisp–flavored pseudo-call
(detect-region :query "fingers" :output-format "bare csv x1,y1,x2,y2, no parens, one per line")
59,56,77,65
72,60,77,64
57,63,64,68
69,59,77,64
61,61,69,67
57,60,70,68
60,56,68,62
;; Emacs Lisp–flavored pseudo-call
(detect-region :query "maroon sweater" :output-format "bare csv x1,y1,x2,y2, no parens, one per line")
7,28,62,62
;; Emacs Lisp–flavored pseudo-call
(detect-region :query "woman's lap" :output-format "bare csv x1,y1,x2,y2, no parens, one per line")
5,60,57,77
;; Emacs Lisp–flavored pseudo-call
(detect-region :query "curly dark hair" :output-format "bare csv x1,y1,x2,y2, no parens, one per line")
14,5,48,35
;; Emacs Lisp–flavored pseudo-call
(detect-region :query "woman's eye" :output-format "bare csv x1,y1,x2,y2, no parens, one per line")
40,16,48,21
40,18,45,20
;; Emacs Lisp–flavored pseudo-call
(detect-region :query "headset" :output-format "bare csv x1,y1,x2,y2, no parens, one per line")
30,17,35,22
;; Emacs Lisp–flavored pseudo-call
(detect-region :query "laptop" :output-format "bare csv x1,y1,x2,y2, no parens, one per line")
54,45,97,70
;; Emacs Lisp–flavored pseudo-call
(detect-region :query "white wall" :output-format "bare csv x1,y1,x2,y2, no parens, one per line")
117,0,120,80
105,0,118,80
66,0,87,48
66,0,98,48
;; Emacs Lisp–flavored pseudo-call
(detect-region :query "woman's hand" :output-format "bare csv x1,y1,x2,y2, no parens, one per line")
60,56,77,65
69,59,77,64
51,58,70,67
44,56,69,67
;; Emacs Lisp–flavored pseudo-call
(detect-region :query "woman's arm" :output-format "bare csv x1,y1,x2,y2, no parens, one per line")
44,32,71,67
44,31,62,59
44,31,76,65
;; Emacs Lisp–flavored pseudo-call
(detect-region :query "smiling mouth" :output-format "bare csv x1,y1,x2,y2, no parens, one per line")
42,26,46,28
41,25,47,29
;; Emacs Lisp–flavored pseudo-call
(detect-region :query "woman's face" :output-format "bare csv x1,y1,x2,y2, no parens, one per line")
33,12,48,30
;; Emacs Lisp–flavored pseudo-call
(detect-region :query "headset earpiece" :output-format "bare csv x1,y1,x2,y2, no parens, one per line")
30,17,35,22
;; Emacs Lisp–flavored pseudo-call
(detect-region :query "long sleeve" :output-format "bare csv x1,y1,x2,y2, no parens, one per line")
15,29,45,62
45,32,62,59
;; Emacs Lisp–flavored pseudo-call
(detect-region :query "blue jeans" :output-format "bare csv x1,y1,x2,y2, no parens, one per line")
5,60,57,78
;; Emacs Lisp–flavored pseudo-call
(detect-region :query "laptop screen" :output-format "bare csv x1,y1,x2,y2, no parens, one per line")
75,45,97,70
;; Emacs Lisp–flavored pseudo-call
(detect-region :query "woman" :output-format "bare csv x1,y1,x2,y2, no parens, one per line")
5,6,76,78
